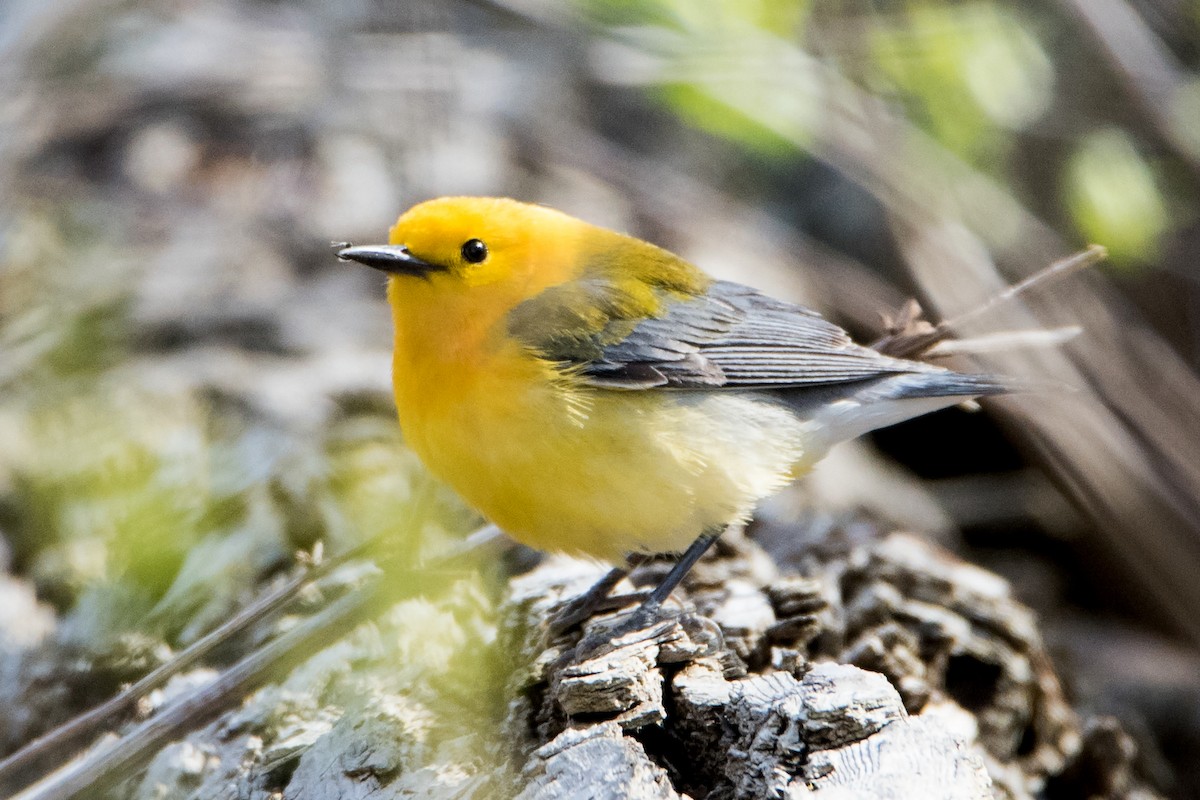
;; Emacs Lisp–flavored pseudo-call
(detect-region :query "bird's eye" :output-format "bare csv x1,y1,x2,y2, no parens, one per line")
460,238,488,264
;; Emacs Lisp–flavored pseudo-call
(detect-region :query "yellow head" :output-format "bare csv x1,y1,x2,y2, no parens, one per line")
341,197,708,359
386,197,592,292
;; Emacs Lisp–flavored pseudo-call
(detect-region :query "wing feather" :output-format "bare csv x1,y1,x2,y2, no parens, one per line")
510,279,943,391
599,281,937,389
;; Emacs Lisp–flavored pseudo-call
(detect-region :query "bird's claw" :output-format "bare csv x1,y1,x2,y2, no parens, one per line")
569,602,724,663
547,589,649,637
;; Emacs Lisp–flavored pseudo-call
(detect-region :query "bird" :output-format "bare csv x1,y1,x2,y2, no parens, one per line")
337,196,1014,632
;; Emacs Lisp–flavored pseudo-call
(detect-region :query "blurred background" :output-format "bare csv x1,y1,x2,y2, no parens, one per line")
1,0,1200,796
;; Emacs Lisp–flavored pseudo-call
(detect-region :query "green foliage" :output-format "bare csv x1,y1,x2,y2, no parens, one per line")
1066,130,1168,265
584,1,1053,170
867,4,1051,164
0,208,466,656
582,0,1190,267
9,389,211,602
584,0,808,34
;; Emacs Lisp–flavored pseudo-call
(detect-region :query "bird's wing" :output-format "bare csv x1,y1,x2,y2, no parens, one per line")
508,279,939,390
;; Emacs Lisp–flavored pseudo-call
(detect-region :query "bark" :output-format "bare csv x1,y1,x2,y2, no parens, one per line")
492,529,1157,799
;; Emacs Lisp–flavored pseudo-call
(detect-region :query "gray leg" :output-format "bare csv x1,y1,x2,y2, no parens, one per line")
623,526,725,630
548,554,648,634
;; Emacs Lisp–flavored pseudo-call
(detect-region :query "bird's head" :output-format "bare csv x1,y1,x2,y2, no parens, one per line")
339,197,710,351
339,197,599,296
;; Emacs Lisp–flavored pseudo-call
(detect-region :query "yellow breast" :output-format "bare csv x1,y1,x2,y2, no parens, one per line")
391,318,808,561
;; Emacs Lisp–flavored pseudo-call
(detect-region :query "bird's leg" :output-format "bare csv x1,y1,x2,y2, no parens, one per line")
547,553,648,635
621,526,725,631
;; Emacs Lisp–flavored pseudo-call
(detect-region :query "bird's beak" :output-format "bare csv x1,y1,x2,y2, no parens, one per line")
336,244,443,277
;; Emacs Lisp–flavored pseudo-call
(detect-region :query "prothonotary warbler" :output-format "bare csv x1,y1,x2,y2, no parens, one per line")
338,197,1013,631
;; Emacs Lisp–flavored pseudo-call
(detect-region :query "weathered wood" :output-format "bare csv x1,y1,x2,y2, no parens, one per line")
516,722,683,800
500,534,1159,800
805,716,993,799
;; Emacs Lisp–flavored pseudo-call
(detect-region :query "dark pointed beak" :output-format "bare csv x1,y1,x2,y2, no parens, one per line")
336,244,442,277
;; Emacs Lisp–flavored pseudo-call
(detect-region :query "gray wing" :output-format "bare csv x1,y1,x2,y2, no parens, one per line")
515,280,946,391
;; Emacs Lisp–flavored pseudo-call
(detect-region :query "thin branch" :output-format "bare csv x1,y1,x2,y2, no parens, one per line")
871,246,1106,359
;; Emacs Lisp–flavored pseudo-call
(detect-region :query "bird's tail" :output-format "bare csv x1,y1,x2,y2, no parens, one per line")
789,369,1023,456
878,370,1023,400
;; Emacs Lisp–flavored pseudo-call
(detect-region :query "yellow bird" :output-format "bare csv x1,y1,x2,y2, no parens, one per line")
339,197,1011,629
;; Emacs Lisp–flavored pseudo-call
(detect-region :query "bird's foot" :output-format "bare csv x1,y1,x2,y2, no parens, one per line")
571,599,724,662
548,589,648,637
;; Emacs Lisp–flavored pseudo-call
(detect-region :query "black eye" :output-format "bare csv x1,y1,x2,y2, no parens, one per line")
460,238,488,264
